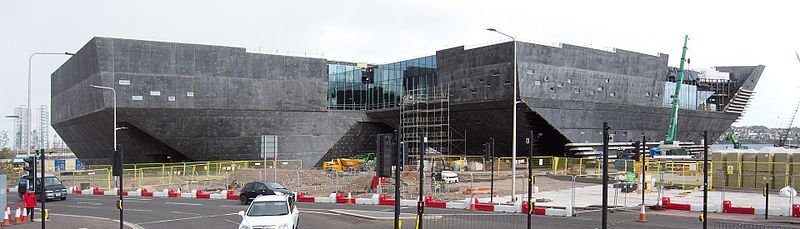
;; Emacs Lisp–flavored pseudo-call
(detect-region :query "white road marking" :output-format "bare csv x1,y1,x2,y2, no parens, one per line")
125,209,152,212
139,213,238,225
68,205,100,209
171,211,203,216
303,210,342,216
223,219,240,225
77,201,102,206
164,202,202,206
220,205,247,208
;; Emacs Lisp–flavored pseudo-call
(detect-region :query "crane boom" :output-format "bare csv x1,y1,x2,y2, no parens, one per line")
664,35,689,145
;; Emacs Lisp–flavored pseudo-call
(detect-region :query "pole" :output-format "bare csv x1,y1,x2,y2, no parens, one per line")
527,131,533,229
765,182,769,220
511,36,518,201
703,131,708,229
394,133,401,229
642,133,647,206
274,138,278,182
40,149,45,229
490,137,495,203
602,122,610,229
639,133,648,223
27,55,32,158
416,135,425,229
119,146,124,229
27,52,74,158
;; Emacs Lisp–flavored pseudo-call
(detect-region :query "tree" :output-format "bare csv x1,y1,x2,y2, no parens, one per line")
0,148,13,159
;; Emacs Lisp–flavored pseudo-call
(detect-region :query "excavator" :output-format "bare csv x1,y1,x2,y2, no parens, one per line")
725,129,748,149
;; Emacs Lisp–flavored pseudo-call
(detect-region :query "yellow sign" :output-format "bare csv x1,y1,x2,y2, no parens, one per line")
727,165,734,175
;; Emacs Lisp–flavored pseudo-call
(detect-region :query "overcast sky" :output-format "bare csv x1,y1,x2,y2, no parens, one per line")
1,0,799,143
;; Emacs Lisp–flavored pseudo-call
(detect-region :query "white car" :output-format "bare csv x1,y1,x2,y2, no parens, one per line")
441,170,459,183
239,194,299,229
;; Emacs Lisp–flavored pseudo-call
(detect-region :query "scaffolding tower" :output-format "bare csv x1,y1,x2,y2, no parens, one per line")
399,87,465,166
39,105,49,149
13,105,28,152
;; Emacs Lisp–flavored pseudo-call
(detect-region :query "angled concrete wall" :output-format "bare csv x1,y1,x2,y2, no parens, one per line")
52,37,371,167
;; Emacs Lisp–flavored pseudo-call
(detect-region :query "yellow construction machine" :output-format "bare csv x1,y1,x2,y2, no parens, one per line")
322,158,364,172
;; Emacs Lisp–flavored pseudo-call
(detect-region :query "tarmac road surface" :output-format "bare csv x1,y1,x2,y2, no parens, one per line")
6,194,799,229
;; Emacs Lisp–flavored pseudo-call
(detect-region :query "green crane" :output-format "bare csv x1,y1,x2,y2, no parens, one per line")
726,129,742,149
664,35,689,145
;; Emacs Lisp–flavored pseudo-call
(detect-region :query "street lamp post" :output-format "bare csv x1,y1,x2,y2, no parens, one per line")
89,84,123,229
27,52,74,157
487,28,519,200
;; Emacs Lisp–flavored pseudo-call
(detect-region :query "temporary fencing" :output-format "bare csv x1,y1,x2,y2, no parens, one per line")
422,214,530,229
57,160,302,191
714,221,795,229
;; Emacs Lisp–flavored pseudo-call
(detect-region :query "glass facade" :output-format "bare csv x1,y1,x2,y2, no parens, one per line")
662,82,715,110
327,56,437,110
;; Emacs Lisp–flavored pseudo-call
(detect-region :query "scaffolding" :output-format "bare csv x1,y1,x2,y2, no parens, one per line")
13,106,28,152
400,87,466,166
39,105,49,149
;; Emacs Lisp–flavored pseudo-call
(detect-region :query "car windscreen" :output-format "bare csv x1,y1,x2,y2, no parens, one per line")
247,201,289,216
265,182,284,190
44,177,61,186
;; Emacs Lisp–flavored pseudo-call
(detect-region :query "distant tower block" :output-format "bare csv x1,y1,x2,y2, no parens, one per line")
39,105,49,149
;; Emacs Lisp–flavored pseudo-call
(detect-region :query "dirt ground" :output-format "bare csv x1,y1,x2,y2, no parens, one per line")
58,167,594,202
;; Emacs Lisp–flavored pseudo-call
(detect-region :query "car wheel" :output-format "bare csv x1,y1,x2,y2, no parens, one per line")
61,196,66,201
239,195,249,205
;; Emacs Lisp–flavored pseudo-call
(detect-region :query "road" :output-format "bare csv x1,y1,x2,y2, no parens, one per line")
6,194,798,229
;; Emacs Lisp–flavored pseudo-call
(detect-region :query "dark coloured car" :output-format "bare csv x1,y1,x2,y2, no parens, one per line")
18,175,68,201
239,182,295,205
239,182,275,205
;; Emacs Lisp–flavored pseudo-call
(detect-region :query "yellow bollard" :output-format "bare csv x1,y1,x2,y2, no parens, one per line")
44,209,49,221
398,219,403,229
415,215,420,229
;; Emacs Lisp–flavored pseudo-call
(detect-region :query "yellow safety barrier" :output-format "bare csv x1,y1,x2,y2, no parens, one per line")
56,160,302,190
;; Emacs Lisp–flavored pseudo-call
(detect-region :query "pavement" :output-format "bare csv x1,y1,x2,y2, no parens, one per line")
3,193,799,228
8,214,139,229
486,182,798,212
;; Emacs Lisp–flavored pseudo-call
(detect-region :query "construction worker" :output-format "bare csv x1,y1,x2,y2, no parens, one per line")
23,189,36,222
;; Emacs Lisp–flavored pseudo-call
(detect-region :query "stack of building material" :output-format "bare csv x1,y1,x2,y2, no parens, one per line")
741,153,757,188
711,152,727,189
773,153,791,188
756,153,774,188
726,152,743,188
793,153,800,188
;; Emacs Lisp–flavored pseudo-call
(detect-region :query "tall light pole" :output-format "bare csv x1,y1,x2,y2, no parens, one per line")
89,84,123,229
89,85,118,151
487,28,518,200
27,52,74,157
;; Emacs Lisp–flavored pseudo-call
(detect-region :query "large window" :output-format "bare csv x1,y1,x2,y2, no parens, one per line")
327,56,437,110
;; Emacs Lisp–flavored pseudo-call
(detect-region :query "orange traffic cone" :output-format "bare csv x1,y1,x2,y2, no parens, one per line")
14,204,20,224
638,204,648,222
21,205,27,222
347,192,353,204
469,194,476,210
2,205,10,226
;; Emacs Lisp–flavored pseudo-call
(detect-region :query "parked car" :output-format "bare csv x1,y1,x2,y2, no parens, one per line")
238,194,299,229
18,174,68,201
440,171,459,183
